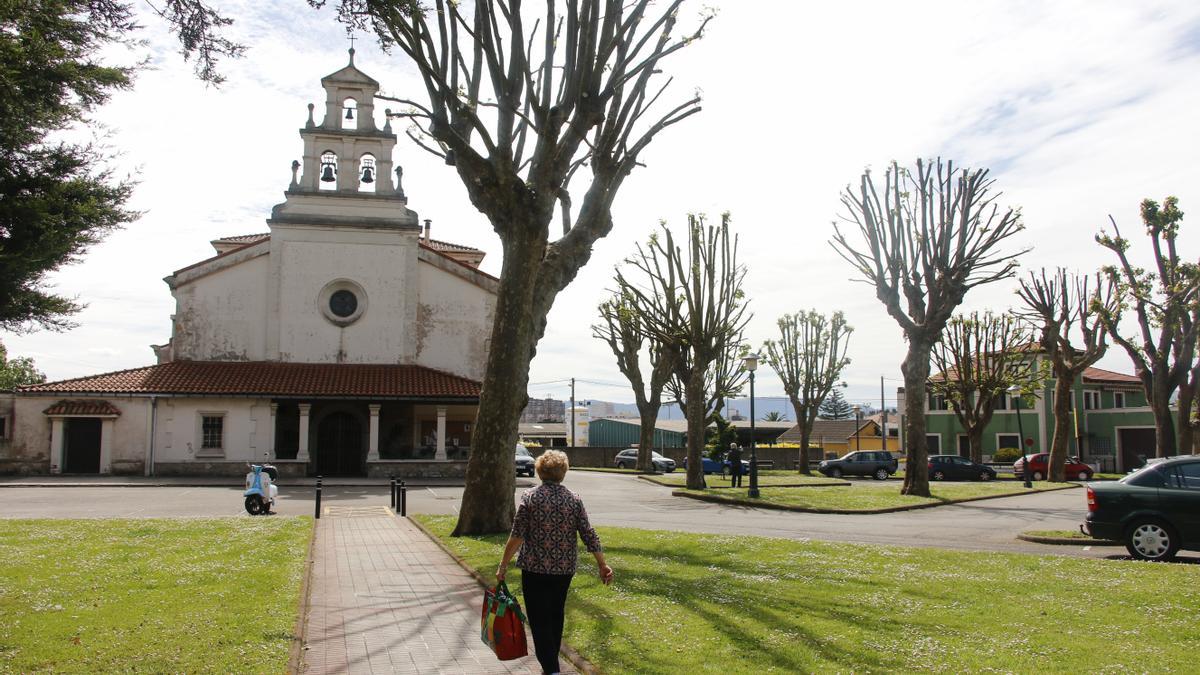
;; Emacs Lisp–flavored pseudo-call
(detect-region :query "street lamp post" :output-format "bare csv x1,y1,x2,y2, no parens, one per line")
1009,385,1032,489
743,353,760,498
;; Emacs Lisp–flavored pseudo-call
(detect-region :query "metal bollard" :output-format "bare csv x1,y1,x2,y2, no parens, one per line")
400,482,407,517
390,476,396,508
315,483,322,519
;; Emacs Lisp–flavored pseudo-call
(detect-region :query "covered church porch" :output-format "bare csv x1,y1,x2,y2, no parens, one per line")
272,399,479,478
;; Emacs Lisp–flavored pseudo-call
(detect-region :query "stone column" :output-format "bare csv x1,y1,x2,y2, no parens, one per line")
435,406,447,461
99,418,115,475
268,403,278,461
368,404,381,462
49,418,65,474
298,404,312,462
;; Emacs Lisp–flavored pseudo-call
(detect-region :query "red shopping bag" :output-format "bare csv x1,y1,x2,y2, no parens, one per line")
480,580,529,660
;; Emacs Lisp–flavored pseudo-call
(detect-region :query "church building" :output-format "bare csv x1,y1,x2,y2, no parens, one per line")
0,51,497,478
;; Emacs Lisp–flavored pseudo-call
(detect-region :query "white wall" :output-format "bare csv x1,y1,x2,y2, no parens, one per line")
154,397,271,463
172,253,270,361
415,258,495,381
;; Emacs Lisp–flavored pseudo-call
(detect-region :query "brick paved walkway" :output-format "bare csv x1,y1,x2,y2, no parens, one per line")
303,506,566,674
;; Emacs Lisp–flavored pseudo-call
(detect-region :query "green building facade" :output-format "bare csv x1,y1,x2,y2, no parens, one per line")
913,365,1157,472
587,418,688,448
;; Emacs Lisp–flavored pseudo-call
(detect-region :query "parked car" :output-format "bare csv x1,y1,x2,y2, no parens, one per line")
928,454,996,481
614,448,676,472
1013,453,1093,481
817,451,898,480
1083,455,1200,561
684,455,752,475
515,443,535,477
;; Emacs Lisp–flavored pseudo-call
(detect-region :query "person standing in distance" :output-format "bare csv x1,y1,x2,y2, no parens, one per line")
497,450,613,674
728,442,744,488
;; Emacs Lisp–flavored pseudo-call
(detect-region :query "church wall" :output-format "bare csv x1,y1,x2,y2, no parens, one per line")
273,228,418,363
415,260,495,381
154,397,271,464
1,397,150,475
172,254,270,361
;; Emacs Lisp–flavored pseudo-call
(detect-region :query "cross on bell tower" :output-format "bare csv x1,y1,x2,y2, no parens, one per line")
293,48,401,197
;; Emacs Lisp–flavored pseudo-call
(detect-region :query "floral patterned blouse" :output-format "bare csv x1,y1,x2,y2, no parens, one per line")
510,482,602,575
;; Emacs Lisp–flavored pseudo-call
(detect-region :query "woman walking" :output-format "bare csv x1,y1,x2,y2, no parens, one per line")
497,450,613,674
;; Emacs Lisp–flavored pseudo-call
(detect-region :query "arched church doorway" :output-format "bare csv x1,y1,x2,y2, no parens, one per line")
317,411,364,476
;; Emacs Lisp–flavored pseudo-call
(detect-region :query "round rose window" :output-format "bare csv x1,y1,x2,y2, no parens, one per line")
329,289,358,317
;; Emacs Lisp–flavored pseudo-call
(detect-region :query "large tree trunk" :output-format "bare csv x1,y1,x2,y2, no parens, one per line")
901,339,932,497
454,236,544,536
797,422,813,475
967,427,985,464
1047,370,1073,482
1177,378,1195,456
1150,375,1177,458
684,371,707,490
636,404,658,474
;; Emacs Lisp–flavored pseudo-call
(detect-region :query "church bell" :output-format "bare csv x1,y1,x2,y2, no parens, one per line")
360,166,375,183
344,107,355,120
320,163,336,182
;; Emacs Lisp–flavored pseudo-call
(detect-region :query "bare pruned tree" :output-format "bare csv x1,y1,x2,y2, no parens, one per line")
592,291,675,473
1017,269,1116,479
322,1,711,533
830,159,1027,497
618,214,751,490
1096,197,1200,458
761,311,852,475
928,312,1039,465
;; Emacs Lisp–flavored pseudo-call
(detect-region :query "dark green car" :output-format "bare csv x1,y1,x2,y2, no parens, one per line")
1083,456,1200,561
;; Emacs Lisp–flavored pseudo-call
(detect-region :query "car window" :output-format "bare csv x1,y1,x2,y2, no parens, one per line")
1175,462,1200,490
652,452,665,459
516,446,531,457
1122,466,1167,488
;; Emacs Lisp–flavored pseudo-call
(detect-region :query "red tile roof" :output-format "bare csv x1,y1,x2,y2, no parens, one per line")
18,361,481,399
43,400,122,416
213,232,484,254
1082,367,1141,386
213,233,270,244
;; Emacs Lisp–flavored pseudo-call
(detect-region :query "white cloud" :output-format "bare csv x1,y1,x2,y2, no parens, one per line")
6,0,1200,411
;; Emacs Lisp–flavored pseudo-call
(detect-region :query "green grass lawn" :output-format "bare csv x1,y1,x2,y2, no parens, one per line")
1024,529,1093,539
0,518,312,673
419,515,1200,673
572,467,644,474
646,470,845,488
678,481,1077,512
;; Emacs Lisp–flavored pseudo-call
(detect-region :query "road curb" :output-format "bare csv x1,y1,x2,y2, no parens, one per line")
1017,532,1120,546
289,517,318,673
671,483,1080,514
406,516,602,675
638,475,850,489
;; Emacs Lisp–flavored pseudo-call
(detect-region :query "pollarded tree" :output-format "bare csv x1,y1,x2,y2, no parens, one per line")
1096,198,1200,457
928,312,1039,465
593,292,675,473
819,388,852,419
830,159,1026,497
326,0,712,535
762,311,852,475
618,214,751,490
1018,269,1117,479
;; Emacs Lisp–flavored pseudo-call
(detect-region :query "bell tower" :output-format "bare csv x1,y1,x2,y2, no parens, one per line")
269,47,416,229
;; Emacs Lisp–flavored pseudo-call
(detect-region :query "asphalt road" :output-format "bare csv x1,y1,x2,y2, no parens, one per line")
2,471,1195,562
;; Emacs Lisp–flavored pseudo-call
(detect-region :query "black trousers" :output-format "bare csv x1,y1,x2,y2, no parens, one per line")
521,569,573,674
731,469,743,487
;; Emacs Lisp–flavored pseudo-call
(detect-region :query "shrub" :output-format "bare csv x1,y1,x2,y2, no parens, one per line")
994,447,1023,463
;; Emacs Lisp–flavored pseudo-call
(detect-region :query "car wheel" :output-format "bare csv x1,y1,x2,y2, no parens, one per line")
873,468,889,481
829,467,842,479
1125,519,1179,561
616,461,628,470
932,470,946,481
1032,471,1044,481
1077,470,1092,481
979,470,993,482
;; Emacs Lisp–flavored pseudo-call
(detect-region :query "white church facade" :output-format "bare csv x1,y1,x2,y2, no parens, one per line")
0,52,497,478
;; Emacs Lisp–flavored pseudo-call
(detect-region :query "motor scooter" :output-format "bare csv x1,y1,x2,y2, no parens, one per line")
244,463,279,515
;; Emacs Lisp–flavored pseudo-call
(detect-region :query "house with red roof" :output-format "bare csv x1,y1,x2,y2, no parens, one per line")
3,51,496,478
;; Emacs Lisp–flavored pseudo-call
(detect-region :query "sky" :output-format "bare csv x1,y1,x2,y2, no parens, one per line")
6,0,1200,413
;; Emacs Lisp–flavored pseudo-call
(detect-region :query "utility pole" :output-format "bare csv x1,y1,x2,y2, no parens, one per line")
570,377,576,448
881,376,887,453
